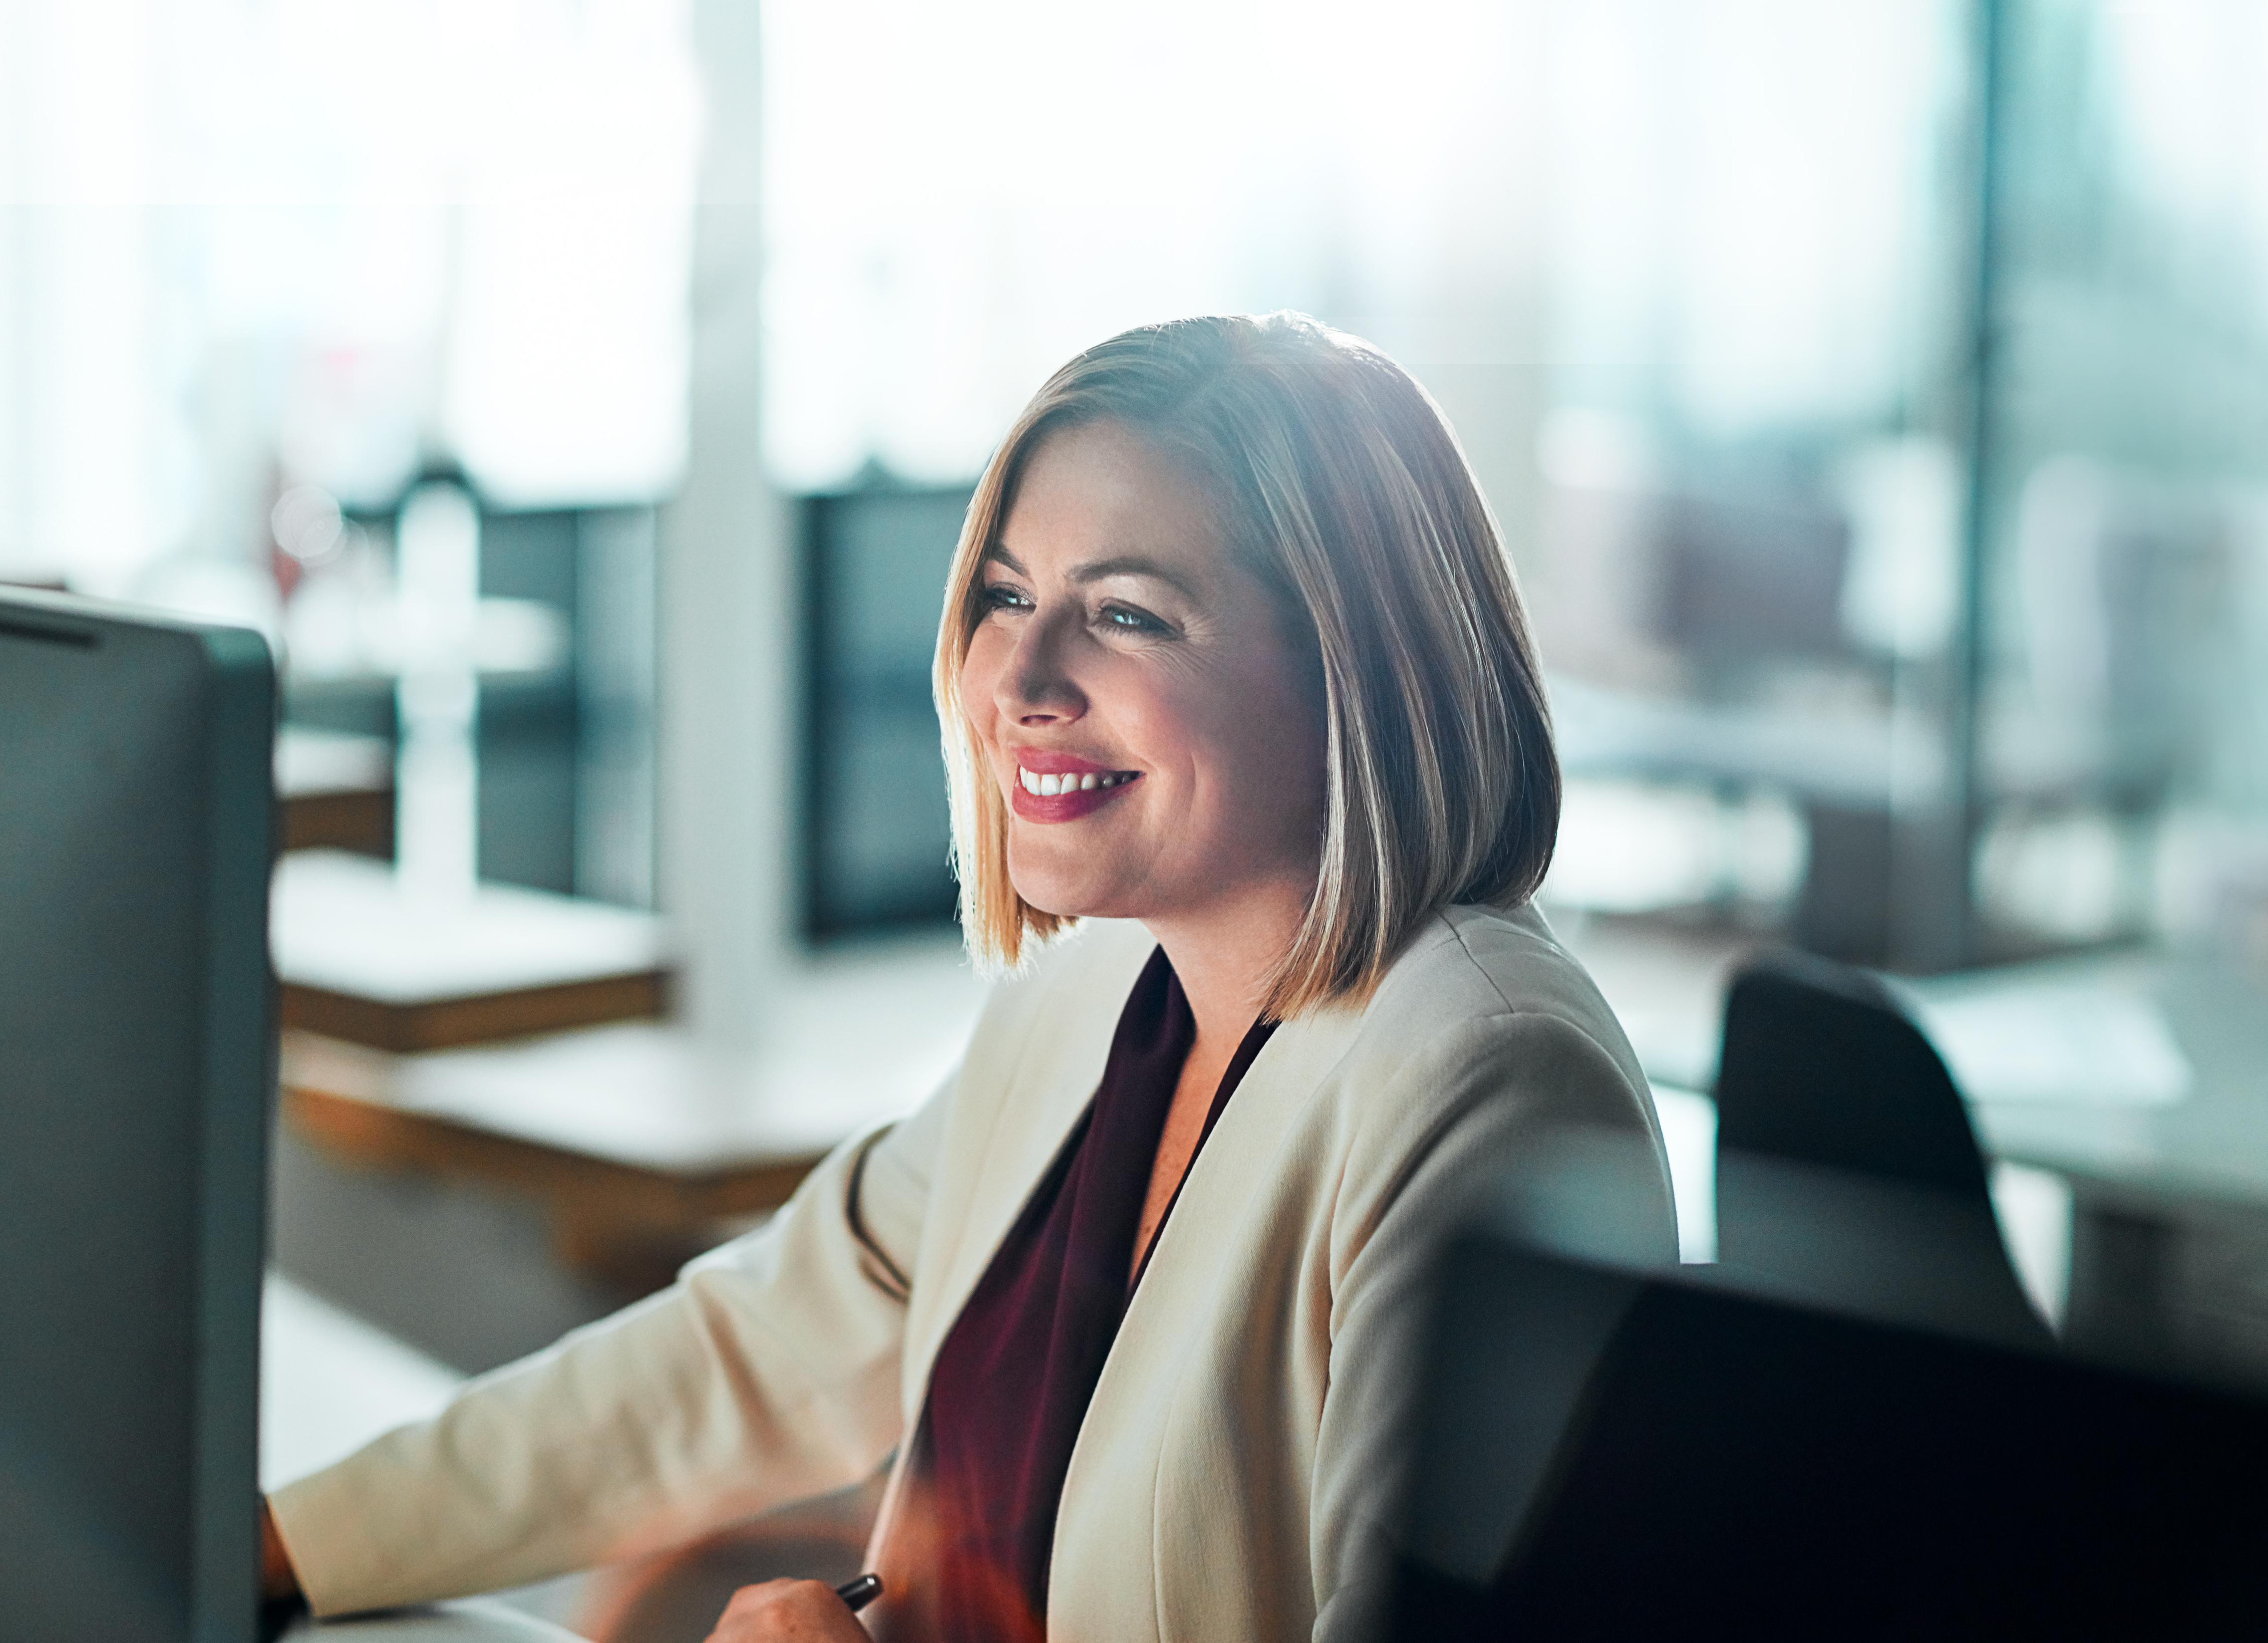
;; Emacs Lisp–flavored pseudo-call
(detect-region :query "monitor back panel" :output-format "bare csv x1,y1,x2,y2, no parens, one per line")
1394,1234,2268,1640
0,593,274,1643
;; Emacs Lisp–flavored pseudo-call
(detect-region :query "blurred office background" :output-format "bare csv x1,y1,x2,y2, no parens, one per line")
13,0,2268,975
10,0,2268,1630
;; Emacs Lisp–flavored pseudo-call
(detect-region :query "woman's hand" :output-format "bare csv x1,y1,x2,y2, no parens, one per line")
702,1580,870,1642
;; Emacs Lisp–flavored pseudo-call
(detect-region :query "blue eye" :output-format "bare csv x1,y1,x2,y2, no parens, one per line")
981,584,1030,612
1100,603,1166,634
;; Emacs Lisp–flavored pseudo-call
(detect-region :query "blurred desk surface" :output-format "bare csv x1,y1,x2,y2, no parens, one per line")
262,1273,461,1488
1552,673,1922,809
272,852,672,1052
277,727,393,800
1551,674,2103,812
1634,943,2268,1216
277,727,394,858
264,1275,586,1639
278,944,987,1288
1902,950,2268,1217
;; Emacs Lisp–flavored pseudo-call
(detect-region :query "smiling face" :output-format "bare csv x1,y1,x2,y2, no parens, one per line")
957,419,1327,936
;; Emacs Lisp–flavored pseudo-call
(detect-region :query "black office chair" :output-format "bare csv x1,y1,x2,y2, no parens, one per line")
1711,949,2051,1347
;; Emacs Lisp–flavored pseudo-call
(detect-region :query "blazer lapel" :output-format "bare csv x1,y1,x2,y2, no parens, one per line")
1049,1001,1370,1598
899,920,1157,1401
1112,1001,1364,1337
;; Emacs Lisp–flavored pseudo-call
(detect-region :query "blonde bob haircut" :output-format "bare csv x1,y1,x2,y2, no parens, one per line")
934,312,1559,1020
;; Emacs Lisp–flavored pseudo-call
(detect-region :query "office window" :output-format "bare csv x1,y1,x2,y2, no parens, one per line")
801,485,972,939
758,0,1979,966
1976,0,2268,961
281,493,657,905
757,0,2268,969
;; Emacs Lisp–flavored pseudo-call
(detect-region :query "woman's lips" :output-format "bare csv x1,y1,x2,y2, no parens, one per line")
1008,759,1140,823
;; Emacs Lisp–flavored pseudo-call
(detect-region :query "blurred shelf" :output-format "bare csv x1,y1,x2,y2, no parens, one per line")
272,851,671,1052
276,726,395,857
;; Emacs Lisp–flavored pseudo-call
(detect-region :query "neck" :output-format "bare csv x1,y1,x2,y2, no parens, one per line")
1140,872,1312,1054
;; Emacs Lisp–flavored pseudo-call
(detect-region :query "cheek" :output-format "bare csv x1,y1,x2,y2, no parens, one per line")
1214,654,1319,773
1137,672,1291,808
1198,658,1326,841
957,626,1005,737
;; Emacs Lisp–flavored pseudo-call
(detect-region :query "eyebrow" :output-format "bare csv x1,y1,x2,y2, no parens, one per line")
984,547,1205,603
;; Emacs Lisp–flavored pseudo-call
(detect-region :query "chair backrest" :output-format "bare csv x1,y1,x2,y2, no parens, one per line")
1713,949,2049,1345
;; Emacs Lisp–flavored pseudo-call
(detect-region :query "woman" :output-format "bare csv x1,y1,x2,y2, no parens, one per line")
265,313,1674,1641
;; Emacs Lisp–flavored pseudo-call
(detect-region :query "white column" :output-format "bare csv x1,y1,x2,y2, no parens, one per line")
393,480,483,901
656,0,800,1052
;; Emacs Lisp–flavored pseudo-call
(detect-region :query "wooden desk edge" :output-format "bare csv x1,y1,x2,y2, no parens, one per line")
279,970,671,1053
280,1082,826,1287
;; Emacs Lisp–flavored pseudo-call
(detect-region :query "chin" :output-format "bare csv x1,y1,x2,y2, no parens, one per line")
1004,855,1140,924
1007,876,1114,922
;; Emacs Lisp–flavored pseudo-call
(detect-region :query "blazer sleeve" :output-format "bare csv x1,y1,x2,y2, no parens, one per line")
1306,1010,1676,1643
269,1072,955,1618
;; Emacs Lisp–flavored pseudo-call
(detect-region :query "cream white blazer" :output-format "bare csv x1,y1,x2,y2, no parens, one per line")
273,904,1674,1641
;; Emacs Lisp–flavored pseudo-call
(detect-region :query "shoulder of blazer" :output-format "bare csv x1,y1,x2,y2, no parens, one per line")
1270,902,1655,1163
1328,901,1644,1086
941,904,1644,1183
1279,904,1662,1269
962,904,1640,1114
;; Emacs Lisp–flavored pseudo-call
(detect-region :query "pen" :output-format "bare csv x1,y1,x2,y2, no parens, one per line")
835,1572,884,1613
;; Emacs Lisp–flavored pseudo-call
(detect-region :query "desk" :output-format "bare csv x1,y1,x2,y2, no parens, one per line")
1552,673,1921,811
1550,673,1931,961
1632,945,2268,1378
1903,952,2268,1213
277,728,395,858
273,852,672,1052
1904,951,2268,1377
278,944,987,1293
264,1275,587,1640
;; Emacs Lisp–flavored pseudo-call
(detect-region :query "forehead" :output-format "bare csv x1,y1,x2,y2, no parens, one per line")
994,420,1229,579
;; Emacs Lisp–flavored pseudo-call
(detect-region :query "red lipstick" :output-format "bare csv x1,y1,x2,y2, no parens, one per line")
1006,747,1141,823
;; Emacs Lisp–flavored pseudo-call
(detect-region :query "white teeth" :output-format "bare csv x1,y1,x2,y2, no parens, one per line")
1018,764,1133,796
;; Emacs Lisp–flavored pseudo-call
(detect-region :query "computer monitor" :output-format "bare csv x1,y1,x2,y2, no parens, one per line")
0,588,276,1642
1391,1212,2268,1639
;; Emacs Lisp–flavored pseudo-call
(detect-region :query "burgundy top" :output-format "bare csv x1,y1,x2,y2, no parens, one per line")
911,947,1277,1642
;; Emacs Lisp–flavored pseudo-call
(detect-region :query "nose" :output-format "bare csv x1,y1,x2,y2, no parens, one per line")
992,605,1087,728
